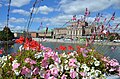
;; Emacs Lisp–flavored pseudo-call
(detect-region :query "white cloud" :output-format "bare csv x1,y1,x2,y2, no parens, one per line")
11,0,31,7
59,0,120,14
12,9,30,16
9,17,27,23
0,4,2,7
31,5,54,14
0,23,24,31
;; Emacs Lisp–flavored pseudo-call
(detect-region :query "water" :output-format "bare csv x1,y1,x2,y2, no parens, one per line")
0,42,120,63
41,42,120,63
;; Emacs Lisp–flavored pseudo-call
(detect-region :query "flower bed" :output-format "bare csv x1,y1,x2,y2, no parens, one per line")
0,37,120,79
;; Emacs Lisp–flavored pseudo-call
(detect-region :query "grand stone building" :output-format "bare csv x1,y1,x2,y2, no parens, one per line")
53,21,95,39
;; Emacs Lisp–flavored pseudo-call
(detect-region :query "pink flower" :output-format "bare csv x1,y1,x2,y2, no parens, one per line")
109,59,119,67
82,53,87,57
80,72,86,77
70,71,76,79
50,67,58,76
30,60,36,65
101,57,108,62
52,53,59,63
44,70,51,79
61,74,67,79
48,76,57,79
25,58,31,63
80,48,85,52
12,63,20,70
44,53,49,60
41,59,48,68
21,66,30,75
33,67,39,75
69,58,76,67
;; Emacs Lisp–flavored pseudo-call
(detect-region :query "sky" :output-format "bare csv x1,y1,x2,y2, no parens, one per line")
0,0,120,32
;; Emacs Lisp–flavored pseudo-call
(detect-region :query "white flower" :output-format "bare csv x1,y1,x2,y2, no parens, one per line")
93,57,97,61
94,61,100,66
87,72,91,76
12,60,18,64
60,65,63,72
2,63,6,68
39,70,45,78
64,64,69,70
73,51,77,54
76,73,79,79
56,52,58,55
2,56,7,61
54,62,59,69
76,67,79,72
91,68,95,73
81,64,87,68
70,68,74,72
49,64,54,69
70,52,74,56
58,58,61,63
84,66,90,71
64,60,68,63
77,62,80,66
62,53,67,57
95,70,101,77
14,70,20,76
34,53,42,59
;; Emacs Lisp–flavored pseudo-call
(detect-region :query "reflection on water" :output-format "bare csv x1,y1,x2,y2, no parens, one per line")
1,42,120,63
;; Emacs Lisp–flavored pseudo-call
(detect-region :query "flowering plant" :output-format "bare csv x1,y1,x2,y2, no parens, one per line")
0,37,120,79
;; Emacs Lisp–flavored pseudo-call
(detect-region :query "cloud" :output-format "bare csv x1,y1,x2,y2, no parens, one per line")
0,4,2,7
59,0,120,14
9,17,27,23
31,5,54,14
12,9,30,16
11,0,31,7
0,23,24,31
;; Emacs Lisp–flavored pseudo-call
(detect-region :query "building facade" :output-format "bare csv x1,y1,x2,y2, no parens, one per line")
53,21,93,39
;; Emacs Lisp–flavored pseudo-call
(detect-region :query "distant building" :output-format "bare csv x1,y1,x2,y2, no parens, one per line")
14,32,23,38
38,32,53,38
30,32,38,38
53,21,93,39
53,28,67,39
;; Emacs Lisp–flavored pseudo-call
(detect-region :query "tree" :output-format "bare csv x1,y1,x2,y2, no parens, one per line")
0,26,14,41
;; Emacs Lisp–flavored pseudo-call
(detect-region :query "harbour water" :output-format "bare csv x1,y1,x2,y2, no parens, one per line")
1,42,120,63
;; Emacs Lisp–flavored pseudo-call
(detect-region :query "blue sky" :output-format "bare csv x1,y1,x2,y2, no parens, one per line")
0,0,120,32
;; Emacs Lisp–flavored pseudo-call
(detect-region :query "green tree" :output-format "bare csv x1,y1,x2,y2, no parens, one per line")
0,26,14,41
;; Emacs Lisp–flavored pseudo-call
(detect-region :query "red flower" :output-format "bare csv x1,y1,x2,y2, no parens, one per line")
67,52,71,54
0,49,3,54
68,45,74,50
59,45,66,51
15,36,24,44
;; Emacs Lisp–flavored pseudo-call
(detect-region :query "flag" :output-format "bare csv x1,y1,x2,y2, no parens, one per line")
96,13,100,17
46,26,48,34
77,19,80,24
111,12,115,20
97,17,100,22
85,8,90,16
38,22,42,30
115,23,120,29
72,15,76,20
103,18,107,23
